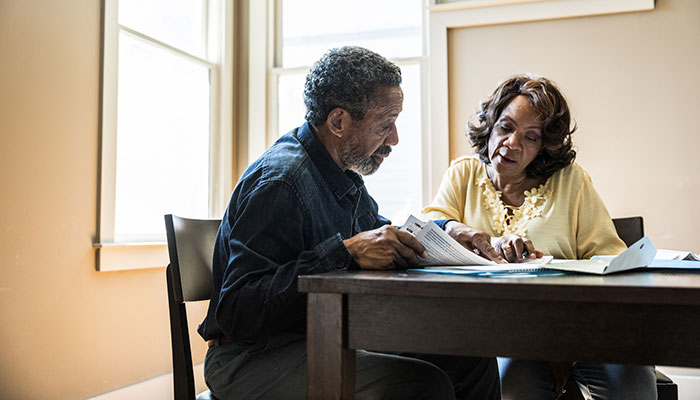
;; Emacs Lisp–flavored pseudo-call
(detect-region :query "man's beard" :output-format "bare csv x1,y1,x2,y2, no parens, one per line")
339,136,392,176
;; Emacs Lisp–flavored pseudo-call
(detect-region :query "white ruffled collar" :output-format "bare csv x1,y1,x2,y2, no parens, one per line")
478,175,552,237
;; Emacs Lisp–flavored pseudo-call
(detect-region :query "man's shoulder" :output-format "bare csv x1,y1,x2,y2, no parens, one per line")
247,130,310,184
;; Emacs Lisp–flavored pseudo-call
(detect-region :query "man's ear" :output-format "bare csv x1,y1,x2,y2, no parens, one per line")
326,108,351,138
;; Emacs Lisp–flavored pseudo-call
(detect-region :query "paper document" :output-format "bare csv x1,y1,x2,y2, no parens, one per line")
548,237,656,275
410,266,564,278
400,215,494,266
655,249,700,261
400,215,552,267
417,260,554,272
647,259,700,269
548,237,700,275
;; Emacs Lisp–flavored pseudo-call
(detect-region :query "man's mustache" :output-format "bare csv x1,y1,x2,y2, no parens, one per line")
373,146,392,157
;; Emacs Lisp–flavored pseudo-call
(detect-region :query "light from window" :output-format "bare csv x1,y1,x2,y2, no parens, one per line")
113,32,210,242
118,0,206,58
281,0,422,68
101,0,225,244
364,63,422,224
277,72,307,136
277,0,424,223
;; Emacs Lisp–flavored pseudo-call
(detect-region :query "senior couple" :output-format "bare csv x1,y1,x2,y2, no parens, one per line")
198,47,657,400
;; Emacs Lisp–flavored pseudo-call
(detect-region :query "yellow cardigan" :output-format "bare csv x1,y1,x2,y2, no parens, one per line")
422,156,626,260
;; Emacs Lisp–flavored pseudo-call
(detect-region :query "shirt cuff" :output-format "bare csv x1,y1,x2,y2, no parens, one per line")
434,219,458,230
313,233,356,271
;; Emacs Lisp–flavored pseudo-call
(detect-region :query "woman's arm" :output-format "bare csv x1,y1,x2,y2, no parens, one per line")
574,170,627,259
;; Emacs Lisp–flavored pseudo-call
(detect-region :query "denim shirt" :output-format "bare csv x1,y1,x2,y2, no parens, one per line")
198,122,390,341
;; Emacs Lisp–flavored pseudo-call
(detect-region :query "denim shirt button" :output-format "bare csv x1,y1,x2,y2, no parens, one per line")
336,260,345,269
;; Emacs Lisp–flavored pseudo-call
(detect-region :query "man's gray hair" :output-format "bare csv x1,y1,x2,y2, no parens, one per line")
304,46,402,126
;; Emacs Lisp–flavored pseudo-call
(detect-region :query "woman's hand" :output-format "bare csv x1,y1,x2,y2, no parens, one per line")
444,220,506,263
493,234,544,263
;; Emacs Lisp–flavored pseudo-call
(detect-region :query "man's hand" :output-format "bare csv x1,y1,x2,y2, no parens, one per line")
444,220,506,263
343,225,428,270
493,234,545,263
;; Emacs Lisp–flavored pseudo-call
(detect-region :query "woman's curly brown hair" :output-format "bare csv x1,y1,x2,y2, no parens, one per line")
468,74,577,180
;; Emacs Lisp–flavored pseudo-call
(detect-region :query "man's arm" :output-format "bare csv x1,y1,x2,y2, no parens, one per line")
214,180,429,341
214,181,352,341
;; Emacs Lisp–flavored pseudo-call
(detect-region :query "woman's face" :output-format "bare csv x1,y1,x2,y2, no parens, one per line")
487,95,543,179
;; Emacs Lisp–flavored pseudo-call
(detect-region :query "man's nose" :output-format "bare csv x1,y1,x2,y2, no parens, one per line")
385,124,399,146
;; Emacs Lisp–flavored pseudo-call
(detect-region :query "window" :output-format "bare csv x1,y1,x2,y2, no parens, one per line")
271,0,427,224
97,0,233,270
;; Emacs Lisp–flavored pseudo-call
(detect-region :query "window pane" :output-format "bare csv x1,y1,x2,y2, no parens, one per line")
119,0,205,57
114,32,210,242
278,72,308,135
281,0,422,68
363,63,422,224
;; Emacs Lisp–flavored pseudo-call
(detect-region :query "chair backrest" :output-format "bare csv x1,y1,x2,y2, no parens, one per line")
166,215,221,302
612,216,644,247
165,214,221,400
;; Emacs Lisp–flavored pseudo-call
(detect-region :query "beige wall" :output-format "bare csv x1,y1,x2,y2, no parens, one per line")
0,1,207,398
447,0,700,252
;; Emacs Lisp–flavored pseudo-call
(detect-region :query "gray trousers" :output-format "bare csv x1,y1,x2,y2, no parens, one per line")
498,358,657,400
204,332,500,400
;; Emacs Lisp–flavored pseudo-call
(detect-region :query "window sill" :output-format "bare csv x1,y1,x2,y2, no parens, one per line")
93,241,168,272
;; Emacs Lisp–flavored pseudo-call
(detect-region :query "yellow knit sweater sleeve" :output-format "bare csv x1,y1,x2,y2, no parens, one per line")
422,156,481,224
570,166,627,258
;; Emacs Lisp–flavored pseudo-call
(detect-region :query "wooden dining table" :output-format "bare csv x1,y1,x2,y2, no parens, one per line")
299,269,700,399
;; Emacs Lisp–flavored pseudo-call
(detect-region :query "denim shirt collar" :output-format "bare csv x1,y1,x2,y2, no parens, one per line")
296,121,365,199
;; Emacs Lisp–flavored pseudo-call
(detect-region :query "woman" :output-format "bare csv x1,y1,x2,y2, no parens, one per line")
423,74,656,400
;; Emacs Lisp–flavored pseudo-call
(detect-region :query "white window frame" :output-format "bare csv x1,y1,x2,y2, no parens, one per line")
426,0,654,197
262,0,433,208
95,0,234,271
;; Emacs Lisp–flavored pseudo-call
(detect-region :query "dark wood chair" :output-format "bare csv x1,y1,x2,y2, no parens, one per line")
165,214,221,400
612,216,646,247
561,216,677,400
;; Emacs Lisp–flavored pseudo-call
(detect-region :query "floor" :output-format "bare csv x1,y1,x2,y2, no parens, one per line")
89,364,700,399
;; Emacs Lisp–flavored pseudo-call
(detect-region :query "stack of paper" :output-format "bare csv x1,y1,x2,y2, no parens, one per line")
655,249,700,261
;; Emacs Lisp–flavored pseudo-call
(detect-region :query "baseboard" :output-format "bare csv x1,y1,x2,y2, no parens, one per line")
88,363,207,400
658,366,700,400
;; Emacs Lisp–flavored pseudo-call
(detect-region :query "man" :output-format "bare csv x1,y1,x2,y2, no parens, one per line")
199,46,500,399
